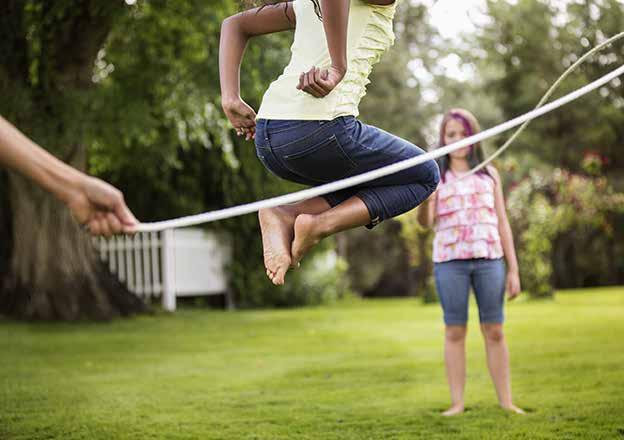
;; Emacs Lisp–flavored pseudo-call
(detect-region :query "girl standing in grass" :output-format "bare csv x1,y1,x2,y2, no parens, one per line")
418,109,524,416
219,0,440,285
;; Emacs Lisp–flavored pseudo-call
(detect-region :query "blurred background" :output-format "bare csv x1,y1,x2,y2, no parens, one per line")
0,0,623,320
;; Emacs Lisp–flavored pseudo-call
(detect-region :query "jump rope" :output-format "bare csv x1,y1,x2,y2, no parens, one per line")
135,31,624,232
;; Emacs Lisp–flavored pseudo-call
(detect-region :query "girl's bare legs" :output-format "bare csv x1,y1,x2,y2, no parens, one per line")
480,323,525,414
259,197,331,285
443,325,467,416
259,195,371,285
291,196,370,265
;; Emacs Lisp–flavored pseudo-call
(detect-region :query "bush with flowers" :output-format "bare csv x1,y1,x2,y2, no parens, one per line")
506,165,624,298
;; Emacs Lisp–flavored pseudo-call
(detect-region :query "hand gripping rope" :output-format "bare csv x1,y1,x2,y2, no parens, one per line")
136,34,624,232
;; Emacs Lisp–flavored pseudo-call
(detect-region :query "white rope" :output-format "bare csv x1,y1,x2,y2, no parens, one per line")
136,62,624,232
461,31,624,179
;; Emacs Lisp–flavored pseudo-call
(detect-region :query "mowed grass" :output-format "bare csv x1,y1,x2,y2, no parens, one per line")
1,287,623,440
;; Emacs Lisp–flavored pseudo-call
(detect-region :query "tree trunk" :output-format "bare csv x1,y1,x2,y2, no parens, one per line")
0,173,144,320
0,171,11,285
0,1,145,320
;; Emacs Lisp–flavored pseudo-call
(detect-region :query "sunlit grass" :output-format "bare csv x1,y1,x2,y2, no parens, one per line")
1,287,623,439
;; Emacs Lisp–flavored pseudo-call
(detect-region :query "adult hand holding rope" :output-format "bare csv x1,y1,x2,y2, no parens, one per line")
0,115,138,237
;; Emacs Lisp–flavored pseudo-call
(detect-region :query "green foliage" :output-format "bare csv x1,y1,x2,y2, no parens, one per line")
397,212,437,303
342,220,413,297
299,251,351,304
478,0,624,175
360,2,439,145
507,166,624,297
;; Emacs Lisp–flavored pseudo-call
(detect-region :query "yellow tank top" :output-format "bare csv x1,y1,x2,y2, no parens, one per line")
256,0,397,120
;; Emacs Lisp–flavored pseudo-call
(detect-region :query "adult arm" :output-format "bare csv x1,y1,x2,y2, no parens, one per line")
0,115,138,236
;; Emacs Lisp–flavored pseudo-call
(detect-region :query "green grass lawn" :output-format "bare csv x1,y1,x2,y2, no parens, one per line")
1,287,623,439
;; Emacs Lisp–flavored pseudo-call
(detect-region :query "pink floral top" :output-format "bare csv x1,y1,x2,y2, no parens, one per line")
433,170,504,263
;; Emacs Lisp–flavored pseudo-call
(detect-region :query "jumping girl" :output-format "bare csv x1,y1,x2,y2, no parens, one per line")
219,0,440,285
418,108,524,416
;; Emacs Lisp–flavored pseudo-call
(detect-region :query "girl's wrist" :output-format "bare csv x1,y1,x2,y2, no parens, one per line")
331,63,347,75
48,162,84,205
221,94,241,108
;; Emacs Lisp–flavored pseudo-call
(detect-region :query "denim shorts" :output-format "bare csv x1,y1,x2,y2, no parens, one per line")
434,258,506,325
255,117,440,228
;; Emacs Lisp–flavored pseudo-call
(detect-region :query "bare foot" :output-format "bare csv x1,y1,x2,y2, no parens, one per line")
441,404,465,416
259,207,295,285
291,213,323,266
501,404,525,414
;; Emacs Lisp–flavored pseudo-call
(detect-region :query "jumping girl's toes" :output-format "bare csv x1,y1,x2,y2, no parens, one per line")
259,207,296,285
263,258,288,285
271,264,288,286
265,255,290,284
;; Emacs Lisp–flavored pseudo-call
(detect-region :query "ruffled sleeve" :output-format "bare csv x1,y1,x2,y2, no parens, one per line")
334,4,397,114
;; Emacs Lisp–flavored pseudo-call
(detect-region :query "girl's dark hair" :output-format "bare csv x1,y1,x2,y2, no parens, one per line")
246,1,322,20
437,108,492,182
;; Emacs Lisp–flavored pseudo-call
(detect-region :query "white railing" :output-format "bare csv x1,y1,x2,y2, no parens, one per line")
95,228,231,311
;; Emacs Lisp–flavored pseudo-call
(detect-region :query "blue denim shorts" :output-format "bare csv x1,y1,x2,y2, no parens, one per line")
434,258,507,325
255,117,440,228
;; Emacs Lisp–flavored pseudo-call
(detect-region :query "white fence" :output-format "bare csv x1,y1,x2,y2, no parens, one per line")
95,228,231,311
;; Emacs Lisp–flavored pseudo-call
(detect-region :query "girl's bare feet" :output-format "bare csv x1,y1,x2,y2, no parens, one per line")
291,213,324,266
441,403,465,416
501,404,525,414
258,207,296,285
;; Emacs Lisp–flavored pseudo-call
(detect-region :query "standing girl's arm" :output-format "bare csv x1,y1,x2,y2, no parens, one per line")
489,166,521,299
219,3,296,139
417,191,437,228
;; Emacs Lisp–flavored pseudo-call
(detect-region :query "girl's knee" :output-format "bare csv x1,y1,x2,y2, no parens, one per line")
445,325,467,343
481,324,504,343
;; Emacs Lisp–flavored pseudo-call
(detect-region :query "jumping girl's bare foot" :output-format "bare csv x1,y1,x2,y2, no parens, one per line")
442,403,465,416
259,207,296,285
291,213,323,266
